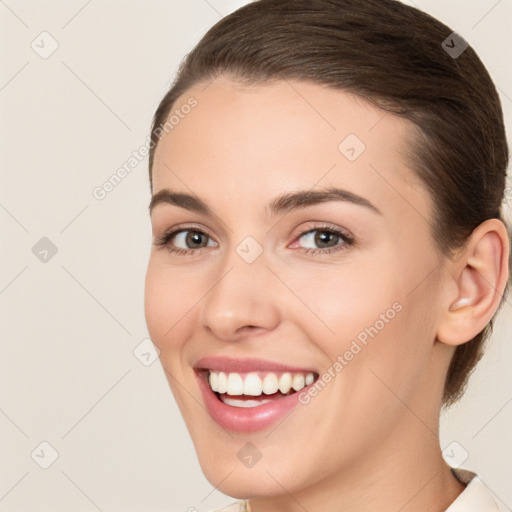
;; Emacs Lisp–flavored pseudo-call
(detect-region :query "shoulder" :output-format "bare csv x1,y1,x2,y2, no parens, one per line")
209,500,249,512
445,468,500,511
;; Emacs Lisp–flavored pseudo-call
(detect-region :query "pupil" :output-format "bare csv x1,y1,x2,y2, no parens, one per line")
317,231,336,248
188,232,204,247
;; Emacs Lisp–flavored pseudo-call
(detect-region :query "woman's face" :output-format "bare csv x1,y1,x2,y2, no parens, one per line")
145,77,452,497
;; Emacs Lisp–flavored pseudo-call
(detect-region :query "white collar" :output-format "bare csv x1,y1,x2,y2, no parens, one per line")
445,468,499,511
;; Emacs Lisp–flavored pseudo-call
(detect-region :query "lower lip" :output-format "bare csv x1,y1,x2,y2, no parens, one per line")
196,371,305,433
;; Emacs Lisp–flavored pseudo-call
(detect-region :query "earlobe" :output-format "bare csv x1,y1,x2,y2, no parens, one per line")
437,219,510,346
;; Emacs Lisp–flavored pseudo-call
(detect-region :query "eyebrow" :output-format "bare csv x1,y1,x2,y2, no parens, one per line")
149,186,382,217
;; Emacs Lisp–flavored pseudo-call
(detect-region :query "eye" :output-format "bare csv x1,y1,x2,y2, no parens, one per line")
292,223,355,256
153,226,217,256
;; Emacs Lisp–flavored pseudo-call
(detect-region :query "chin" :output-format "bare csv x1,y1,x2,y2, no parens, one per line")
199,458,290,498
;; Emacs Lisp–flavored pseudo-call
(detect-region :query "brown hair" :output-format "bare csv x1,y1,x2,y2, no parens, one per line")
148,0,510,406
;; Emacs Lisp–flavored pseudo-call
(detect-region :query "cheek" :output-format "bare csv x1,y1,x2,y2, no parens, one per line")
290,252,435,399
287,255,402,354
144,260,192,354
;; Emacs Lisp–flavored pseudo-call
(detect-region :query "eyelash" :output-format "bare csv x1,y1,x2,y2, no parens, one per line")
153,222,355,257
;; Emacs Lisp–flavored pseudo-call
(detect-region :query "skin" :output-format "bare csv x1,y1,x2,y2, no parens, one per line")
144,77,509,511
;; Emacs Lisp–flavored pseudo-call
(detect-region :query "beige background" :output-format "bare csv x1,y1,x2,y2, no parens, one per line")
0,1,511,511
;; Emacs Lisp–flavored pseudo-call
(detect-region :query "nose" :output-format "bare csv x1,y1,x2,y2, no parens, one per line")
199,248,281,342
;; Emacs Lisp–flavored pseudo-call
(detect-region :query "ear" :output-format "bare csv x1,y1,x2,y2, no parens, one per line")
436,218,510,346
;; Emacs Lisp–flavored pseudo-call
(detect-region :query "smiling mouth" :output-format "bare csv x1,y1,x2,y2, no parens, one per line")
200,369,319,408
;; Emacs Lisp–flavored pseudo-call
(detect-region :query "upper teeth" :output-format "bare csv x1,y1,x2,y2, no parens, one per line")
208,371,315,396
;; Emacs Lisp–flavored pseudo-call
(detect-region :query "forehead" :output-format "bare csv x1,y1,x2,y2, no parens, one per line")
151,77,430,220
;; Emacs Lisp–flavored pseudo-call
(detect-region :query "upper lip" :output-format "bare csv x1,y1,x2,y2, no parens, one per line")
193,356,318,374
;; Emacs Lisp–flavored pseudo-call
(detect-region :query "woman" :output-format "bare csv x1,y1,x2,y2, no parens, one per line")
144,0,510,510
